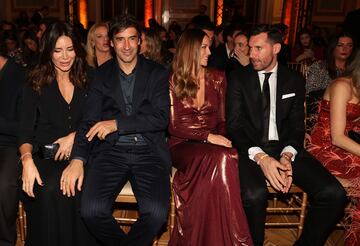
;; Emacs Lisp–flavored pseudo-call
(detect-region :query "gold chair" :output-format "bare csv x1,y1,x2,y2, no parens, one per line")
287,62,302,73
265,182,308,238
287,62,310,79
18,201,27,243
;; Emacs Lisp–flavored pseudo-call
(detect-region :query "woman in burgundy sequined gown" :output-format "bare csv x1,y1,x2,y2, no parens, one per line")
168,29,252,246
308,52,360,246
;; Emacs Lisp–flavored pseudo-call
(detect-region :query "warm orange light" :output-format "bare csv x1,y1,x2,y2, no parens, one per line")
282,0,292,44
79,0,87,28
144,0,153,27
216,0,224,26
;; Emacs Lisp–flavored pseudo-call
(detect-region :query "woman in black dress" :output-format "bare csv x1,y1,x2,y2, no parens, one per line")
18,22,97,246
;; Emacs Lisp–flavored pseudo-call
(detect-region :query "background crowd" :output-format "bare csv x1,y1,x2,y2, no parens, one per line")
1,4,360,246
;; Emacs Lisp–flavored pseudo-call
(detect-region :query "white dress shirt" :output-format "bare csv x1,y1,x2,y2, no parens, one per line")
248,63,298,162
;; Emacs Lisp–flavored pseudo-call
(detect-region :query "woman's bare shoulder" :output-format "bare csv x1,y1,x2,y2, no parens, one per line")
328,77,353,101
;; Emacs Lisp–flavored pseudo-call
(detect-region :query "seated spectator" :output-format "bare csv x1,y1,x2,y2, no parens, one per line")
0,36,27,246
140,28,170,67
226,24,347,246
307,33,355,94
291,29,324,63
85,22,112,68
158,25,168,42
208,25,234,69
168,28,252,246
306,33,355,130
18,21,97,246
307,50,360,246
35,17,58,42
213,26,224,48
22,30,39,68
3,30,26,66
226,31,249,77
166,22,182,54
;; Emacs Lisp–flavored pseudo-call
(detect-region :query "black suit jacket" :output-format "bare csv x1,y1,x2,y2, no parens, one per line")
226,64,305,155
72,56,171,169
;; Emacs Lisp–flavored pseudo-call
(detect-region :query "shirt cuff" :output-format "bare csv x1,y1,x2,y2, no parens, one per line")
281,146,298,161
248,147,266,162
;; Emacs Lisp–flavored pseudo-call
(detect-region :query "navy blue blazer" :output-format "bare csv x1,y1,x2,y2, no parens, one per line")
71,56,171,169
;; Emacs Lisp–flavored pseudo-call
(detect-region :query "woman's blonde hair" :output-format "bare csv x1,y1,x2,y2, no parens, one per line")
85,22,109,68
172,29,206,99
142,28,163,64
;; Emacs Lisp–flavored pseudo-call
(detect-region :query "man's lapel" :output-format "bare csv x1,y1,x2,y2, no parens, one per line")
249,68,263,130
107,60,126,113
132,56,149,111
275,64,286,131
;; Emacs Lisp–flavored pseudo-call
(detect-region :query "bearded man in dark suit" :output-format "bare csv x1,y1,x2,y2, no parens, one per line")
226,25,347,246
61,15,171,246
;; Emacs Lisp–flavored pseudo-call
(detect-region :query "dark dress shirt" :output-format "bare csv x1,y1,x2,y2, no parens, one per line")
115,63,146,146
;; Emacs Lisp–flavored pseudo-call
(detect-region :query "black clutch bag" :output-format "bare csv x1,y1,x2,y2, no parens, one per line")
348,131,360,144
38,143,60,159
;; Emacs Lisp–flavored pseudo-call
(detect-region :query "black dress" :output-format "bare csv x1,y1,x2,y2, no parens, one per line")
18,80,98,246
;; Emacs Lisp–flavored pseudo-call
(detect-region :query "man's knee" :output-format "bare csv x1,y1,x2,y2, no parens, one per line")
81,201,110,226
141,201,169,229
242,186,268,208
315,181,347,208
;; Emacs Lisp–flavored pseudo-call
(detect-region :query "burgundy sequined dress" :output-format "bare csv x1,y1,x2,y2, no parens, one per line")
168,69,253,246
308,100,360,246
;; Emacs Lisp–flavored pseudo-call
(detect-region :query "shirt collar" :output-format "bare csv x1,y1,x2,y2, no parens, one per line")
257,62,278,76
116,56,139,77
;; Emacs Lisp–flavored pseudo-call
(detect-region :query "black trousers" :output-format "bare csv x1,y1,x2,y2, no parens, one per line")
238,145,347,246
0,147,19,246
81,145,170,246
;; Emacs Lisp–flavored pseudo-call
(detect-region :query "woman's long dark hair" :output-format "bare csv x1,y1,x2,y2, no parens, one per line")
28,21,86,93
326,32,356,79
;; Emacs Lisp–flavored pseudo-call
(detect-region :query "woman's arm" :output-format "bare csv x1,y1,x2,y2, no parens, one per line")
329,79,360,156
18,84,43,197
19,143,43,198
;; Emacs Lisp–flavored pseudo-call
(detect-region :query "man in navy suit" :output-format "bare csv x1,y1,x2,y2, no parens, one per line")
61,15,171,246
226,25,347,246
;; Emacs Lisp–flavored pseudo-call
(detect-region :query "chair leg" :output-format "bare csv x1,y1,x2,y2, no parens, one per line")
169,185,176,235
297,192,308,238
18,201,26,242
